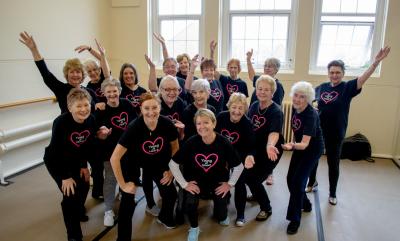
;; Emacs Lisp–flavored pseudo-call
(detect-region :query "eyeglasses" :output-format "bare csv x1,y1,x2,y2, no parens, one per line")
162,87,181,93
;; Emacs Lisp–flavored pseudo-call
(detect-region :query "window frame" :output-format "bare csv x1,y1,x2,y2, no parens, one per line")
148,0,205,67
309,0,388,75
219,0,299,71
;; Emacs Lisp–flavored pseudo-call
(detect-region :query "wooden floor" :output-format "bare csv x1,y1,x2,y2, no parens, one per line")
1,152,399,241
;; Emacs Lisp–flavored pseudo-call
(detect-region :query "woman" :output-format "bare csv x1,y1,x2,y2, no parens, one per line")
215,93,261,226
169,109,244,241
185,58,225,114
43,88,100,241
182,78,216,141
110,92,179,241
247,75,284,219
119,63,147,115
282,81,324,235
19,31,98,114
306,46,391,205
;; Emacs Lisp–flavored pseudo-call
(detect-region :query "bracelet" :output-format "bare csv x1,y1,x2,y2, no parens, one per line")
88,46,92,51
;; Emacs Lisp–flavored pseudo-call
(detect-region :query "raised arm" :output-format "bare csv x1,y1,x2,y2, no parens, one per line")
153,33,169,60
94,39,111,79
185,54,200,91
19,31,42,61
246,49,255,83
145,54,157,92
209,40,217,60
75,44,101,60
357,46,391,89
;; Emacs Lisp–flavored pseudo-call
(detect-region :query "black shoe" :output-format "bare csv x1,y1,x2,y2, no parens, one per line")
92,194,104,201
287,221,300,235
255,209,272,221
302,201,312,212
80,214,89,222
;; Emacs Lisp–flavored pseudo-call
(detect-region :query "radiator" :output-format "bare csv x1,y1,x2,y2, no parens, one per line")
282,101,293,142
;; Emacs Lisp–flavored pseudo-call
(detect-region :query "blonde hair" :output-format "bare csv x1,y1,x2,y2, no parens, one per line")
63,58,85,80
226,92,248,112
194,108,216,125
67,88,92,108
255,74,277,94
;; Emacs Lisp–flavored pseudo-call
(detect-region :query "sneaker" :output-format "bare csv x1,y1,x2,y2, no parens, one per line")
266,175,274,185
305,181,318,193
157,217,176,229
329,196,337,205
219,216,230,226
235,218,246,227
255,209,272,221
104,210,115,227
246,194,256,202
187,227,200,241
287,221,300,235
146,205,161,216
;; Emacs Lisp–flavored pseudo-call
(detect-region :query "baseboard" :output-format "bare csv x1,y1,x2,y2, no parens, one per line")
371,153,394,159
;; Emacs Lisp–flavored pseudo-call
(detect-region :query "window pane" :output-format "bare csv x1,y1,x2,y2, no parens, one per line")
173,20,187,40
187,0,202,14
232,16,246,39
321,16,375,22
357,0,377,13
320,25,337,45
336,25,354,45
245,16,260,39
322,0,340,13
352,26,371,45
259,16,274,39
186,41,199,57
232,40,245,60
341,0,357,13
173,0,186,15
272,40,287,60
159,0,173,15
187,20,199,41
246,0,260,10
230,0,246,10
259,0,274,10
274,16,288,39
258,40,273,63
161,20,174,40
274,0,291,10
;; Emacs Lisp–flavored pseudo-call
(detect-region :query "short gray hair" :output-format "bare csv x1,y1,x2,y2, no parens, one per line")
264,57,281,71
290,81,315,104
191,78,211,92
101,77,122,93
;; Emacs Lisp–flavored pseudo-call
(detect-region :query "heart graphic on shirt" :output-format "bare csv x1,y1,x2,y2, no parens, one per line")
142,137,164,155
125,94,140,107
194,153,219,173
210,88,222,102
226,84,238,95
111,112,128,130
320,91,339,104
292,115,302,131
95,88,104,97
251,115,266,130
70,130,90,147
221,129,240,144
167,112,180,122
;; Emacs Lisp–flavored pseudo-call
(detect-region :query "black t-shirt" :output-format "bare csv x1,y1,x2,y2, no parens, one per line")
94,99,138,161
120,85,147,115
250,76,285,106
118,115,178,173
248,101,284,158
44,112,97,180
181,103,216,141
219,75,249,110
86,71,107,103
215,111,255,161
160,96,187,122
291,104,323,153
173,134,241,187
208,79,225,114
176,71,198,81
315,79,361,139
35,59,98,113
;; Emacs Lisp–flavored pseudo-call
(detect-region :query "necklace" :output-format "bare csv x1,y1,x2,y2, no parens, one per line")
258,103,268,116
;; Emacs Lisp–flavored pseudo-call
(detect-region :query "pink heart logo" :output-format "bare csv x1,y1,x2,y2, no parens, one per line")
320,91,339,104
194,153,219,173
111,112,128,130
251,115,266,130
70,130,91,147
167,112,180,122
226,84,238,95
210,88,222,102
292,115,302,131
142,137,164,155
221,129,240,144
95,87,104,97
125,94,140,107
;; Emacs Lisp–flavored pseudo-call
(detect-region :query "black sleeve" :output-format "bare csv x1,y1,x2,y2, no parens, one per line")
242,119,256,157
223,139,241,168
162,117,179,142
243,82,249,97
35,59,65,95
269,108,284,133
302,109,317,137
252,75,260,87
346,78,362,98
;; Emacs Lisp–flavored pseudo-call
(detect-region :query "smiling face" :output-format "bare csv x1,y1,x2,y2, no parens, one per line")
192,89,209,107
141,99,160,124
68,99,91,123
229,102,246,123
292,91,308,111
328,66,344,86
178,56,190,74
160,79,180,105
201,67,215,80
122,67,136,86
163,59,178,76
256,80,273,103
67,69,84,87
195,115,216,138
228,62,240,80
85,62,101,82
104,85,120,106
263,63,278,78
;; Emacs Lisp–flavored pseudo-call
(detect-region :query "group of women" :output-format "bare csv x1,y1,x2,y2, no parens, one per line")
19,30,390,241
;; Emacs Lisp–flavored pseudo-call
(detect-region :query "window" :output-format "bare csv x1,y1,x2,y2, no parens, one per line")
149,0,203,65
310,0,388,72
219,0,298,70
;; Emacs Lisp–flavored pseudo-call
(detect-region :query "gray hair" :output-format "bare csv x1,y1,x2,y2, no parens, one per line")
190,78,211,92
255,74,277,94
290,81,315,104
264,57,281,71
84,59,100,70
101,77,122,93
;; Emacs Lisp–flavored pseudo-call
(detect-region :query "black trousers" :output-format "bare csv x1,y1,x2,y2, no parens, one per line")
117,191,137,241
286,147,322,223
88,158,104,197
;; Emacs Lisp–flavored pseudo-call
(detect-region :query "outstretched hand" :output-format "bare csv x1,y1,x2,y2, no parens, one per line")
246,48,253,60
374,46,391,63
95,39,106,56
19,31,37,50
153,32,166,45
210,40,217,52
144,54,155,67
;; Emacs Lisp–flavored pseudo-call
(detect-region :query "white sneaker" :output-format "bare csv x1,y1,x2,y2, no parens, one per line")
104,210,115,227
145,205,161,216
